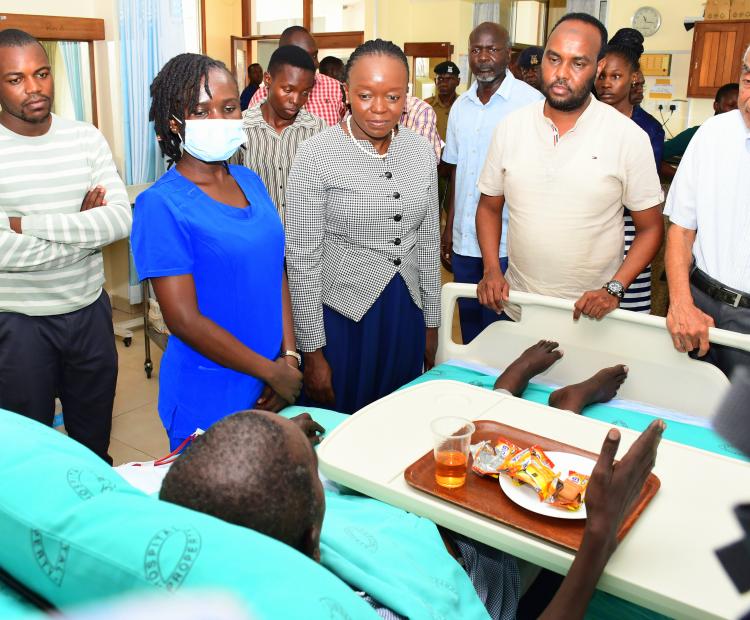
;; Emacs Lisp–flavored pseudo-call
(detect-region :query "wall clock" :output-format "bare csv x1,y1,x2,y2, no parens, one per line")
632,6,662,37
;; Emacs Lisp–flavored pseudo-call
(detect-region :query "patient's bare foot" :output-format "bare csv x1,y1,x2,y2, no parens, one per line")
548,365,629,414
494,340,563,397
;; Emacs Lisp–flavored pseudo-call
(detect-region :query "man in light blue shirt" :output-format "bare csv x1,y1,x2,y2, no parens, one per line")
442,22,542,343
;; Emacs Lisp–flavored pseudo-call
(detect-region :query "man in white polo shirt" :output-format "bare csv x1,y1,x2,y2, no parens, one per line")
663,45,750,379
475,13,663,322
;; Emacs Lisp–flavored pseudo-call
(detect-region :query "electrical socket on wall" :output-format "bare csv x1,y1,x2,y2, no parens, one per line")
670,99,688,115
657,101,682,114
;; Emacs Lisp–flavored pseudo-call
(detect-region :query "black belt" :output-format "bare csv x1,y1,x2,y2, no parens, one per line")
690,267,750,309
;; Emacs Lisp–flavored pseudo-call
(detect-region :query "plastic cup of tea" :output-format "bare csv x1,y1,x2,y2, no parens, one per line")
431,416,476,489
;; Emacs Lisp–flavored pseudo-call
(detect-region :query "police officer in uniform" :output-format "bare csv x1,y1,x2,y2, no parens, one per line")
517,45,543,91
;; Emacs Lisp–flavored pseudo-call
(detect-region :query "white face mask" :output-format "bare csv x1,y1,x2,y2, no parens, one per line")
176,117,246,162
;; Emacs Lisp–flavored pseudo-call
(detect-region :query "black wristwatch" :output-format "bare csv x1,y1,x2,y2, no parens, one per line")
603,280,625,299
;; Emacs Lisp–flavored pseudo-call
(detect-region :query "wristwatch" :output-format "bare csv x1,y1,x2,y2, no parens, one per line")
603,280,625,299
282,350,302,368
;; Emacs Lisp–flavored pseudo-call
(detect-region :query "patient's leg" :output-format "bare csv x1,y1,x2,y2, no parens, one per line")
547,365,628,414
493,340,563,396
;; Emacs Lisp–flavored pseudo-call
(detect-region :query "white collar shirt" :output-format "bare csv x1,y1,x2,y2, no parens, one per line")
664,109,750,292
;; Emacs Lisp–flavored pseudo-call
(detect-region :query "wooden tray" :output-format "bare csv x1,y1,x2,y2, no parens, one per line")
404,420,660,551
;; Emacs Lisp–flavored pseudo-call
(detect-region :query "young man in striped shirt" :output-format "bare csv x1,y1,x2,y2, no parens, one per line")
249,26,345,127
0,30,131,463
239,45,326,221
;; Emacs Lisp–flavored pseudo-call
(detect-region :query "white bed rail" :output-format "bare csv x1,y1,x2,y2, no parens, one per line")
437,283,750,419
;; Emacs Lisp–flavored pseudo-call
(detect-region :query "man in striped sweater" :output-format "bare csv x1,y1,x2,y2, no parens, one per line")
0,30,131,463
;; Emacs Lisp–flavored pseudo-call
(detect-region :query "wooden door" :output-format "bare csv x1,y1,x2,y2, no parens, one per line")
688,20,749,97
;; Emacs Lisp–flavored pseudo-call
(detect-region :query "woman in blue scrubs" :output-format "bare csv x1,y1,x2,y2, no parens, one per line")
132,54,303,449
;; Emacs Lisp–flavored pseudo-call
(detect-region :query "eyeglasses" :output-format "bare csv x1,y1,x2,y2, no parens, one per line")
435,76,457,82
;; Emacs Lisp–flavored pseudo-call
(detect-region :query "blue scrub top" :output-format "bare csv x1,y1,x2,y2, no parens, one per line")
131,165,284,438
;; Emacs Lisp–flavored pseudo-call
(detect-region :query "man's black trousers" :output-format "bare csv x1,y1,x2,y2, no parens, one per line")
0,290,117,464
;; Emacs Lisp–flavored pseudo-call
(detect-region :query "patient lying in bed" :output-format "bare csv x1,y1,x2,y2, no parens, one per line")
159,405,663,620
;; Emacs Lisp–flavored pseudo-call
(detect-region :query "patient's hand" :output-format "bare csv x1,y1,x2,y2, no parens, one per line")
539,420,665,620
290,412,326,446
585,419,665,553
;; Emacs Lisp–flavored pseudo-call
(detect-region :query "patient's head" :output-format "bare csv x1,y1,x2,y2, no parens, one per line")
160,411,325,560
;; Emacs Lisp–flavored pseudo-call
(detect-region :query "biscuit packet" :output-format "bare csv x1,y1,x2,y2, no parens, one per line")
506,445,561,501
469,437,521,477
551,470,590,511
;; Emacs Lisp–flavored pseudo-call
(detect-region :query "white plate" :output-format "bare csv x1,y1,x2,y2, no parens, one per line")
498,451,596,520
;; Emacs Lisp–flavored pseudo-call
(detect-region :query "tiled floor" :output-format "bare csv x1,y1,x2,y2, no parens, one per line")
109,313,168,465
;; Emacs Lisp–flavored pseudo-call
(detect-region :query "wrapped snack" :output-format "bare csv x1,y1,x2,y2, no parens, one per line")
551,470,590,511
469,437,521,477
505,446,531,470
494,437,521,469
505,445,553,474
470,441,501,477
505,446,560,502
531,446,556,469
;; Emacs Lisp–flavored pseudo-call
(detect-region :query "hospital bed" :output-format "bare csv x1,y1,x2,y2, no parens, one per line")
3,285,749,618
318,283,750,620
436,283,745,418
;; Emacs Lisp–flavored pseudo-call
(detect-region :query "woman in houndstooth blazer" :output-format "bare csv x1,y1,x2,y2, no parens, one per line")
285,39,441,414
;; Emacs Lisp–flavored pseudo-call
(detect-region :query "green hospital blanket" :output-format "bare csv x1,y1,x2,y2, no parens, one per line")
0,583,37,620
281,407,492,619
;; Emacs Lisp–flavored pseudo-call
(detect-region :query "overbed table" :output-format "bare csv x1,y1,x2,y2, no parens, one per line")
317,380,750,620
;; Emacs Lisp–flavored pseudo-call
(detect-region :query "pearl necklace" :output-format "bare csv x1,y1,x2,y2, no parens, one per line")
346,116,393,159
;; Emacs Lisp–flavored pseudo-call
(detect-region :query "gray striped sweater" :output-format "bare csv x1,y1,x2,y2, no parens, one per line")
0,114,132,316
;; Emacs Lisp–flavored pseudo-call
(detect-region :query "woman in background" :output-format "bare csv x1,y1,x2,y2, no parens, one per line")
131,54,302,449
285,39,441,414
596,28,664,314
